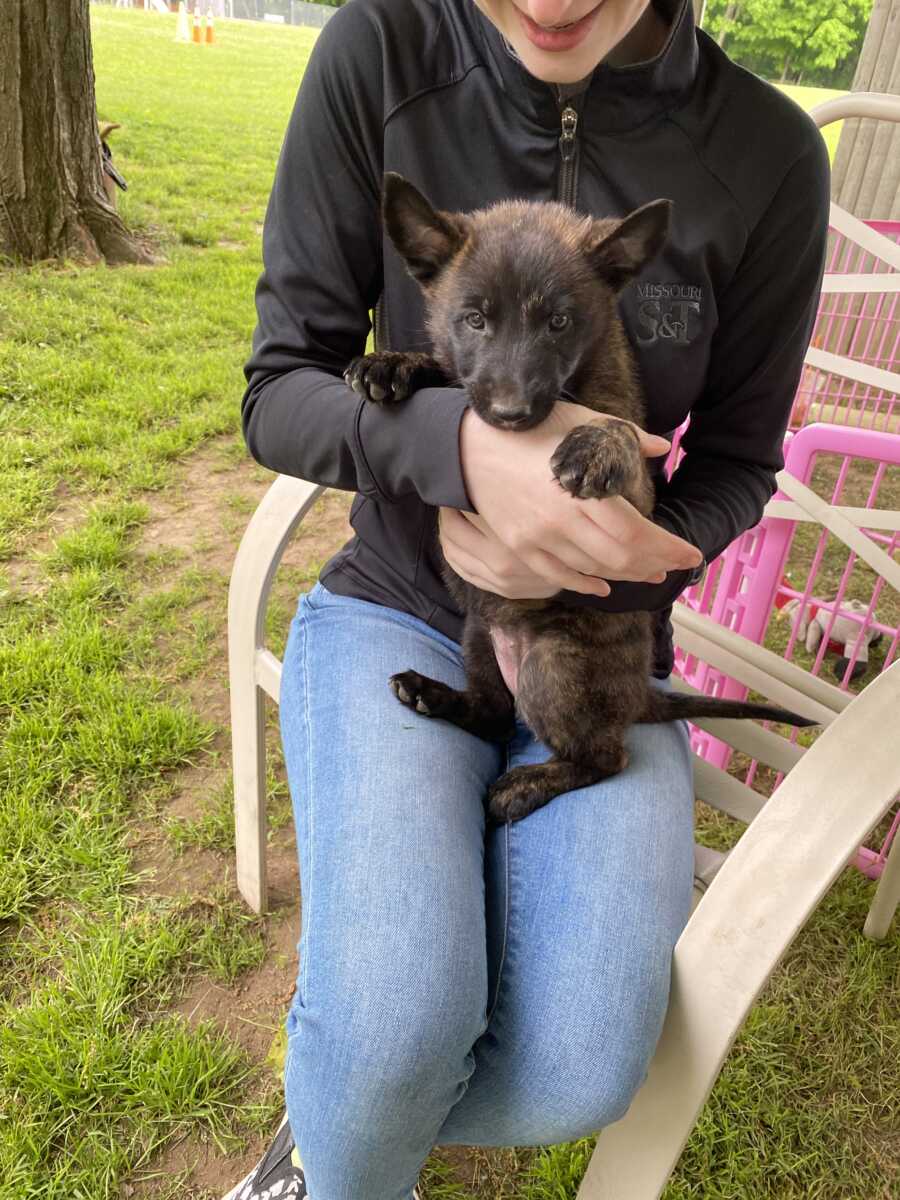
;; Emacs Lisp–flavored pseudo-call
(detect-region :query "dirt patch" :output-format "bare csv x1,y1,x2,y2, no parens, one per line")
138,437,353,590
125,902,301,1200
125,435,353,897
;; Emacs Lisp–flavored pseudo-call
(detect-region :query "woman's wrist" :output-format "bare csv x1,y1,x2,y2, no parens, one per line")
459,406,491,514
456,402,701,589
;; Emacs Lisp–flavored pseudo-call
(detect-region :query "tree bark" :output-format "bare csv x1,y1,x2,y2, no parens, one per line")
716,3,738,49
831,0,900,220
0,0,155,265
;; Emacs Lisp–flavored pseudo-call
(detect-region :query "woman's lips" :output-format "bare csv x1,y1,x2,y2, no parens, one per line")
515,3,603,52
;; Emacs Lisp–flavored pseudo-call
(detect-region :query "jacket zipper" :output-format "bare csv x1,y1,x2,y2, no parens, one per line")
557,102,580,207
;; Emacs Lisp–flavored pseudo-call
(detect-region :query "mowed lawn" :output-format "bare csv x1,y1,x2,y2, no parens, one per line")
0,8,895,1200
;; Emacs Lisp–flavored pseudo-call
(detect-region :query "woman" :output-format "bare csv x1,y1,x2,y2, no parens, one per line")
226,2,829,1197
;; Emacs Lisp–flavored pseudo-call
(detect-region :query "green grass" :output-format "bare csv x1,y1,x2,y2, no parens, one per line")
0,13,322,1193
0,8,316,559
0,8,895,1200
1,894,269,1200
0,490,288,1194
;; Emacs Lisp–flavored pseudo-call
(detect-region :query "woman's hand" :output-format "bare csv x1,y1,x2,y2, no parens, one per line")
439,507,577,598
455,400,703,597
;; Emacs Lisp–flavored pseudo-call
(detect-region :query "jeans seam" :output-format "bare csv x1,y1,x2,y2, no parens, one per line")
485,819,510,1025
485,739,513,1024
301,604,314,1005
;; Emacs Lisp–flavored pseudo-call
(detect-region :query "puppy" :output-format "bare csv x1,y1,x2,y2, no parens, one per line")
345,174,815,825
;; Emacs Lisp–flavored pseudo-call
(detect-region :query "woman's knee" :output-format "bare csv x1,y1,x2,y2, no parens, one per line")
562,1034,658,1132
491,1021,663,1145
285,965,489,1119
482,958,673,1144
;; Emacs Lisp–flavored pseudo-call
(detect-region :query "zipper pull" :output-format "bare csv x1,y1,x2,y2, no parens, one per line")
559,106,578,163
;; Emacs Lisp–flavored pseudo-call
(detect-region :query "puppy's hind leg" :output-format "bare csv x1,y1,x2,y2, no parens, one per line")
485,733,628,826
390,616,516,743
486,620,642,824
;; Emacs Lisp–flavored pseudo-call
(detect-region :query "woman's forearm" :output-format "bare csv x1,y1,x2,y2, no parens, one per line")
243,364,473,510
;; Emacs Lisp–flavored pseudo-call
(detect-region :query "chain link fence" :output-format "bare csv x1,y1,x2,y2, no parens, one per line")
91,0,339,28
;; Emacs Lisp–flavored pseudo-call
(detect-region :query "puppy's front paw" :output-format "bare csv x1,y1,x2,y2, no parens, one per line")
344,352,445,405
550,421,641,500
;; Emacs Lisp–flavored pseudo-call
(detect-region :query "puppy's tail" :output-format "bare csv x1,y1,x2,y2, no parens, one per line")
637,690,819,728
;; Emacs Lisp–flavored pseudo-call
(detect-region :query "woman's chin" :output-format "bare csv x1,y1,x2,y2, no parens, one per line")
504,36,608,82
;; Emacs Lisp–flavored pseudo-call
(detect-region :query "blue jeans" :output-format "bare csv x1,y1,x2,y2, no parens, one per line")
280,582,694,1200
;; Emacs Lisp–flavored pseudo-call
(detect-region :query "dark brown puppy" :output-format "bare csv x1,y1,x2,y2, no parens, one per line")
345,174,815,826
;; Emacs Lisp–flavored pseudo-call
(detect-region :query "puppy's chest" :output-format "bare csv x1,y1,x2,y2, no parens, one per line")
577,365,645,425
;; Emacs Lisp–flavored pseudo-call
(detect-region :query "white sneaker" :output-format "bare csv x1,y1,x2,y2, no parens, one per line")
221,1112,305,1200
222,1111,423,1199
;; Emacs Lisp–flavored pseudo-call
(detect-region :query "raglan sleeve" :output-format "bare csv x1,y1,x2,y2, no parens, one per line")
561,124,831,613
241,3,473,511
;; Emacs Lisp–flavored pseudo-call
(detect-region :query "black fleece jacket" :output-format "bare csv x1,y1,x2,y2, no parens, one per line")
242,0,830,676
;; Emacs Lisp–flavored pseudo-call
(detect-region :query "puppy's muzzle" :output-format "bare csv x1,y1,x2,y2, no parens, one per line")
487,402,535,429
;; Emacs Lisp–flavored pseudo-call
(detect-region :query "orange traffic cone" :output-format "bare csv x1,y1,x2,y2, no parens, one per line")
205,6,215,43
192,1,202,42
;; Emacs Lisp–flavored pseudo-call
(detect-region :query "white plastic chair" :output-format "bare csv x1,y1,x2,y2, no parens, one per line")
227,473,324,915
226,469,900,911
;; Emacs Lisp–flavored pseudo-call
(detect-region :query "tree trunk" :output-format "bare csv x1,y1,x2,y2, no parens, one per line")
0,0,155,266
831,0,900,220
716,3,738,49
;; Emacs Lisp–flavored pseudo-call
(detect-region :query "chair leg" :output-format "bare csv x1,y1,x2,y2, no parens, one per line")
863,825,900,940
232,680,268,915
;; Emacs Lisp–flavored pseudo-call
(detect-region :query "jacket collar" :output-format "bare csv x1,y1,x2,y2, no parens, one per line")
469,0,699,134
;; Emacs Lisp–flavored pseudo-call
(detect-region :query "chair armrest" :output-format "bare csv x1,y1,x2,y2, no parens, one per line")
672,604,849,721
227,475,326,691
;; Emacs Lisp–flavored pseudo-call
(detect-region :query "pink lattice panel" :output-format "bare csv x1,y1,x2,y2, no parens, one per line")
669,424,899,879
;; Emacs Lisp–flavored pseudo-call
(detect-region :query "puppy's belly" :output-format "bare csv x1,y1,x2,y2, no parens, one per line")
489,625,530,695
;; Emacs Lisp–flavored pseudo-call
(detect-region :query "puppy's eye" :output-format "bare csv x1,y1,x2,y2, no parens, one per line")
465,311,486,330
549,313,570,332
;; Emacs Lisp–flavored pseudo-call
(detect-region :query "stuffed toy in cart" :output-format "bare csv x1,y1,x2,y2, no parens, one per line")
780,596,883,681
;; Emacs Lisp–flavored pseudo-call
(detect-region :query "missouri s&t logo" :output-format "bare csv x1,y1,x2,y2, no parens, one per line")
635,282,703,345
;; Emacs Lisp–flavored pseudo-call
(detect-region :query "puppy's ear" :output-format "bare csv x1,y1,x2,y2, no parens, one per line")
586,199,672,291
382,173,469,285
